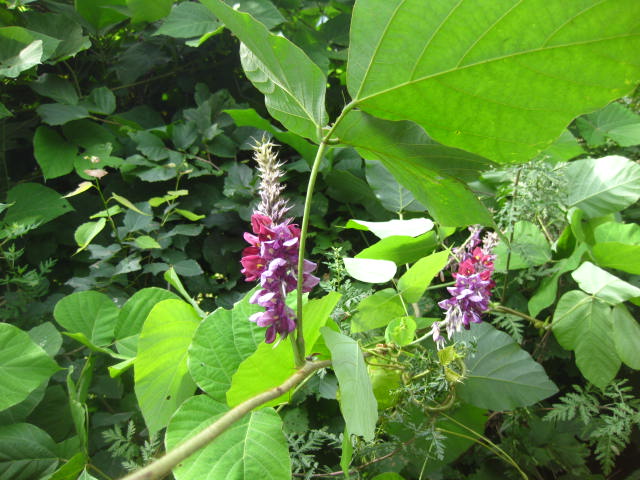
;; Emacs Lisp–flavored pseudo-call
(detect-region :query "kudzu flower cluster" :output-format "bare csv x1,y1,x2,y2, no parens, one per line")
240,140,319,344
432,227,498,349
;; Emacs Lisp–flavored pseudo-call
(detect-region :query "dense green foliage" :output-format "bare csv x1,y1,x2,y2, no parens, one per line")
1,1,640,479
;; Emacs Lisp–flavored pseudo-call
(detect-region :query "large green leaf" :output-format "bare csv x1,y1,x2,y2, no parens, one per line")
552,291,620,388
612,304,640,370
351,288,405,333
337,111,493,180
226,292,341,407
576,102,640,147
201,0,327,140
571,261,640,304
356,230,451,265
454,322,558,410
114,287,180,354
134,299,200,433
566,156,640,217
127,0,173,23
0,324,59,411
321,327,378,441
592,222,640,275
347,0,640,163
364,161,424,213
345,218,433,239
0,423,59,480
3,183,73,226
155,2,221,39
54,291,119,347
74,0,128,31
188,289,264,402
343,257,397,284
165,396,291,480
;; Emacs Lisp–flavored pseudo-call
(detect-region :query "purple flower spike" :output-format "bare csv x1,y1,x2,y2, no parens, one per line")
240,139,320,344
435,227,498,349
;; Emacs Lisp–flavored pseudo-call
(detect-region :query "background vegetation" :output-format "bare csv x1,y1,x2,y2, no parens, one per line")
1,1,639,479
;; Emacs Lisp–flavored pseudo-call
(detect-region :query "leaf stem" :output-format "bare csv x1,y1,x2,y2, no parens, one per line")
119,359,331,480
94,180,122,245
490,303,547,329
295,101,356,366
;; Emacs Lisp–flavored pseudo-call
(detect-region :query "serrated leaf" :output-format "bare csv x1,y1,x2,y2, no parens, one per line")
454,322,558,409
54,291,119,347
188,289,264,402
135,299,200,433
165,396,291,480
0,324,59,411
343,257,397,283
201,0,327,140
348,0,640,163
322,327,378,441
566,156,640,218
552,290,620,388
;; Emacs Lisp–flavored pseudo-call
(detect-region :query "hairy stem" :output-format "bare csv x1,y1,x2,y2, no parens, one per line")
120,359,331,480
295,101,356,366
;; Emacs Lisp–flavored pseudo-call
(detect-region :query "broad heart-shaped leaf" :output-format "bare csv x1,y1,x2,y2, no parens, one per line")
322,328,378,441
592,221,640,275
571,261,640,304
347,0,640,163
33,126,77,180
336,111,494,181
188,289,264,402
552,290,620,388
576,102,640,147
165,396,291,480
612,303,640,370
201,0,327,141
114,287,180,354
226,292,341,407
3,183,73,226
134,299,200,434
54,291,119,347
363,152,493,227
397,250,450,303
0,324,59,411
454,322,558,410
0,423,59,480
566,156,640,218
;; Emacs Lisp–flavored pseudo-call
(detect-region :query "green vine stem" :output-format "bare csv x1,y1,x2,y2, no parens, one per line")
294,101,356,367
490,303,547,330
120,359,331,480
94,179,122,246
